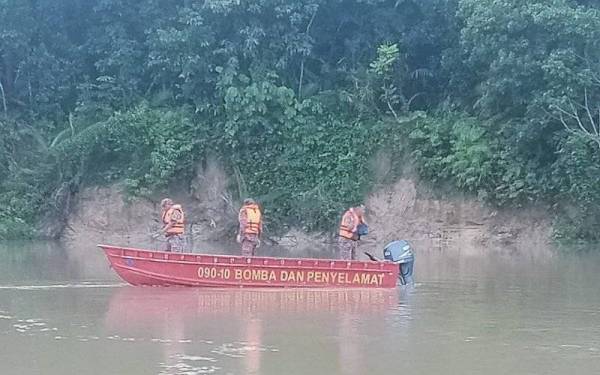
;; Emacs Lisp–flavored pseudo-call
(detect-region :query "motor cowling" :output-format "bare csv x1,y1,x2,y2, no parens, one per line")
383,240,415,285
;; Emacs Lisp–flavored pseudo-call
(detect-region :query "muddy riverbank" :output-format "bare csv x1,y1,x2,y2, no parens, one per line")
62,174,553,258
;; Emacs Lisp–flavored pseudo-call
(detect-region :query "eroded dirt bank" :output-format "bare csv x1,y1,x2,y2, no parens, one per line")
62,160,554,258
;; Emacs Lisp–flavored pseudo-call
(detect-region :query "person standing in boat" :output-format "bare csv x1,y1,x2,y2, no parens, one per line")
160,198,185,252
237,198,263,256
338,204,368,260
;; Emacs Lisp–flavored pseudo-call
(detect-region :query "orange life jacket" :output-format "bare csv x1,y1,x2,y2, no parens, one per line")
339,208,360,240
242,203,262,235
162,204,185,236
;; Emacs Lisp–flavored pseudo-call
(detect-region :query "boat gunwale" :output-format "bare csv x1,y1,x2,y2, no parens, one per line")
98,243,397,272
104,252,394,273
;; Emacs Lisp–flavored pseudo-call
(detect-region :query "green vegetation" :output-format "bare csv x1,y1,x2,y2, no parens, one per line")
0,0,599,241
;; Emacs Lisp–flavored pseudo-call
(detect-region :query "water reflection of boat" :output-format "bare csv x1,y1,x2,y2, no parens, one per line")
105,288,398,375
105,287,398,330
98,244,399,288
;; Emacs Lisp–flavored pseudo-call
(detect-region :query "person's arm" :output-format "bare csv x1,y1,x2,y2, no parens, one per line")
347,214,358,238
360,215,367,226
238,208,247,234
257,217,263,248
162,222,173,233
160,211,170,233
237,208,247,243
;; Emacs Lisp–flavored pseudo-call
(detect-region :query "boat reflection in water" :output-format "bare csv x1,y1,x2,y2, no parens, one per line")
105,287,398,322
105,288,398,374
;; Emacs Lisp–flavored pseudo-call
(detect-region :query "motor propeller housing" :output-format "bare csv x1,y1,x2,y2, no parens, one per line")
383,240,415,285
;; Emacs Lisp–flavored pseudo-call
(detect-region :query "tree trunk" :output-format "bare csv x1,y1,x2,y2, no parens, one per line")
0,79,7,116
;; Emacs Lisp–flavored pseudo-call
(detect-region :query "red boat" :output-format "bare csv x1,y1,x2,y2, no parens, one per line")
98,244,399,288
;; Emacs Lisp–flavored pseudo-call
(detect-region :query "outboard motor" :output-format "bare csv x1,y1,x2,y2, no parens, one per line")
383,240,415,285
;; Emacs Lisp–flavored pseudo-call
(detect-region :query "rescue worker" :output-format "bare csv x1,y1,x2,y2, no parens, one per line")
338,205,367,260
160,198,185,252
237,198,263,256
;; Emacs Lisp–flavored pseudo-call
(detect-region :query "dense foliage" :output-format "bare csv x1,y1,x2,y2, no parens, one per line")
0,0,599,241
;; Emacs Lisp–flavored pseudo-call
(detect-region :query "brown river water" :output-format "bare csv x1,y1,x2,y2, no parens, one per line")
0,241,599,375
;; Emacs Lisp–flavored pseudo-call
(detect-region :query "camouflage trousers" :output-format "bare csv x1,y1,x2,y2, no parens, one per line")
338,237,358,260
165,234,185,252
241,233,259,257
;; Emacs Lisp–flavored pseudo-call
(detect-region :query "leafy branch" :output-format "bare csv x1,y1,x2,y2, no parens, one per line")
551,89,600,150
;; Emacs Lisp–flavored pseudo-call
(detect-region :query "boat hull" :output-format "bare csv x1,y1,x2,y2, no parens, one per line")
99,244,399,288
